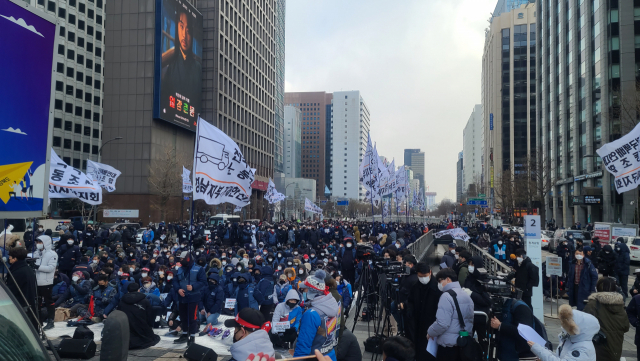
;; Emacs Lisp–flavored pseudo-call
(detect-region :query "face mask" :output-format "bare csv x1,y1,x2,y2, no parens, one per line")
142,273,148,277
233,329,244,343
310,255,315,258
468,266,475,273
159,272,164,276
279,280,286,284
438,282,444,291
418,276,430,285
323,258,329,263
299,269,304,274
93,260,98,264
144,283,151,289
39,228,43,231
268,258,273,262
455,255,459,259
498,241,503,245
287,262,293,266
72,276,80,282
450,250,455,254
605,251,610,254
517,257,524,264
575,255,584,260
99,284,106,289
287,302,298,308
67,240,74,245
263,251,268,255
175,266,181,270
117,271,123,276
294,252,298,255
36,244,44,250
277,266,282,270
167,276,173,280
209,281,217,286
278,254,282,258
346,243,352,248
237,267,242,271
222,261,227,266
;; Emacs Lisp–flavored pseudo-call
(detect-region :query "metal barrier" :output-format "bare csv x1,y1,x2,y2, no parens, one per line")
406,230,435,264
464,242,512,276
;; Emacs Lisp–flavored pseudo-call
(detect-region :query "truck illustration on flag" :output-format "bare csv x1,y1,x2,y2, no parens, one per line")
196,136,230,170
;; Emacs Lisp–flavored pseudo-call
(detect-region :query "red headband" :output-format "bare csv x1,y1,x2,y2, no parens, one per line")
235,314,260,329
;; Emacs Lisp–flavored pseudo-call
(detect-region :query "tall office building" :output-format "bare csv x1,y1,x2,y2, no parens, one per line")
29,0,106,215
283,106,301,178
274,0,286,175
284,92,333,198
537,0,639,225
463,104,483,193
404,149,425,190
331,91,370,201
457,151,464,202
325,102,333,195
102,0,278,220
482,2,537,203
29,0,106,171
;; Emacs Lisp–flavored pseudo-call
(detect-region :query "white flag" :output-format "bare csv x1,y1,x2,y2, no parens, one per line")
596,121,640,193
382,159,396,196
49,149,102,205
395,166,407,202
233,205,243,213
182,166,192,193
192,117,254,207
86,160,121,192
265,178,285,204
304,198,322,214
359,133,376,192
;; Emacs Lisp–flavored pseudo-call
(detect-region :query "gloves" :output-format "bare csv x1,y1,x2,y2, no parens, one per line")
33,264,40,270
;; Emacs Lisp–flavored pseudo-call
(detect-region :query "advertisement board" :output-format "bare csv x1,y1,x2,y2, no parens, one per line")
0,0,57,217
612,226,638,238
103,209,140,218
154,0,203,132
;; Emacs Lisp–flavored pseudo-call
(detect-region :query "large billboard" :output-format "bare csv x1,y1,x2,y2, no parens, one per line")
154,0,203,132
0,0,57,217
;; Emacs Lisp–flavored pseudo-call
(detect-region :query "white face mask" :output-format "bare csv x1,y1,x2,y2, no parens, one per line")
418,276,430,285
142,273,148,277
93,260,98,264
294,252,298,255
175,266,181,270
346,243,352,248
278,266,282,270
450,250,456,254
72,276,80,282
167,276,173,280
455,254,459,259
575,255,584,260
130,253,133,257
67,240,74,245
468,266,475,273
323,258,329,263
237,267,242,271
517,257,524,264
498,241,503,245
299,269,304,274
222,261,227,266
159,272,164,276
144,283,151,289
36,244,44,250
117,271,123,276
438,282,445,291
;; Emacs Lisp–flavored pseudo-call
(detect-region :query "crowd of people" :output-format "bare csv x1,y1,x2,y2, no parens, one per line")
1,218,640,361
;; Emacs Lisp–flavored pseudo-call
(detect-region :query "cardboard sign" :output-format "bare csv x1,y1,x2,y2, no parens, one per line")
273,321,290,333
225,298,236,309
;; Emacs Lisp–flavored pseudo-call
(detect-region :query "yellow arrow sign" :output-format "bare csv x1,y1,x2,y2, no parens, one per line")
0,162,33,204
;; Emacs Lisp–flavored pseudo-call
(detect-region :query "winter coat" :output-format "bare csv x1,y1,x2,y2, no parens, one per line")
426,281,474,347
294,293,340,361
598,246,617,276
457,262,469,287
530,305,599,361
614,242,631,276
117,291,161,350
583,292,630,361
6,260,37,308
57,243,82,271
626,294,640,345
33,235,58,286
229,329,274,361
566,258,598,310
203,274,225,315
254,266,275,306
271,289,302,331
92,284,117,314
233,273,259,313
173,264,207,303
405,276,441,360
336,329,362,361
64,279,92,307
441,252,456,269
514,257,539,295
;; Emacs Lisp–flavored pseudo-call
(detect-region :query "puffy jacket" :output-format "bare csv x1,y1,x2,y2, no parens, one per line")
583,292,630,361
530,306,599,361
294,293,340,361
173,264,207,303
233,273,259,314
92,284,117,313
57,242,82,270
614,242,630,276
254,266,275,306
426,281,474,347
566,258,598,310
204,274,225,314
64,279,92,307
34,235,58,286
229,329,274,361
271,289,302,332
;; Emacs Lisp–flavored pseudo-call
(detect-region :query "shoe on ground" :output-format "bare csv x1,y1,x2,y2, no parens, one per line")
198,326,211,337
174,334,189,344
221,329,231,339
211,328,223,337
43,322,55,331
165,330,179,337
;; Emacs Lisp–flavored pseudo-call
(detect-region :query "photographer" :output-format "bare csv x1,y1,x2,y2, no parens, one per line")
490,297,537,360
404,262,441,361
32,235,58,330
396,255,419,335
513,249,539,309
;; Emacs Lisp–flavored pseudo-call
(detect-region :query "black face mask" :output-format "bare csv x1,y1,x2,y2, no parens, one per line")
279,280,286,285
209,281,217,287
287,301,298,308
99,284,107,289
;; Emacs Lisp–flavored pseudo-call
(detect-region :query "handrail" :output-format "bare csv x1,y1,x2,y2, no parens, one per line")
406,230,434,263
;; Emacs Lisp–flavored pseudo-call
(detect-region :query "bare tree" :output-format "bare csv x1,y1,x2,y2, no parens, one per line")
148,147,190,221
611,80,640,133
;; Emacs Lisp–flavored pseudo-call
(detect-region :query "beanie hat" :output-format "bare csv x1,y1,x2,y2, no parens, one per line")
301,269,328,299
583,246,592,252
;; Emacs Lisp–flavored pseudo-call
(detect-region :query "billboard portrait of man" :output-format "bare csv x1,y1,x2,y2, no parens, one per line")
156,0,203,131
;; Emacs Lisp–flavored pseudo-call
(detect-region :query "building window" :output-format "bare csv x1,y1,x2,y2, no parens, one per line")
84,126,91,136
55,99,63,110
75,89,83,99
63,157,71,164
57,63,64,73
66,67,74,78
73,141,81,151
84,92,92,102
83,143,90,153
64,102,73,113
84,109,91,119
92,129,99,139
54,118,62,128
76,71,83,82
63,139,72,149
57,6,65,18
74,106,82,116
57,44,64,55
53,136,61,147
68,14,76,24
72,159,80,168
92,145,99,154
78,20,85,30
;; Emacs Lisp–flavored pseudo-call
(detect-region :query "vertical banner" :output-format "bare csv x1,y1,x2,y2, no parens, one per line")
524,215,543,321
192,117,254,207
182,166,192,193
0,0,57,216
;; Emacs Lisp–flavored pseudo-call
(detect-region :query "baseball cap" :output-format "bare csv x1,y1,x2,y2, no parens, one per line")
224,308,265,330
448,242,456,249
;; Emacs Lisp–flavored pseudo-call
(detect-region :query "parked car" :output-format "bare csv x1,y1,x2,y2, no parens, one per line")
541,230,553,249
548,229,585,253
136,229,144,244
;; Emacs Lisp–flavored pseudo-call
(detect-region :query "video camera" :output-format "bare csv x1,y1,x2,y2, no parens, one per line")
356,243,374,260
475,269,522,316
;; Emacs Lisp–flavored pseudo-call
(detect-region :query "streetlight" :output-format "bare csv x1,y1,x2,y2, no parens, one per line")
99,137,124,155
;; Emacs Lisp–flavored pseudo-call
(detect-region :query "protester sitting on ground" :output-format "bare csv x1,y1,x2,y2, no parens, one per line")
269,289,302,348
225,308,274,361
381,336,415,361
117,282,161,349
336,328,362,361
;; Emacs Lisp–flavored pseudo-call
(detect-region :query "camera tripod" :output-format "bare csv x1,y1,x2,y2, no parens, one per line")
350,261,378,336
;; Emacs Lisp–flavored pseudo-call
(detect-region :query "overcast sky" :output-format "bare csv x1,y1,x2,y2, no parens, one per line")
285,0,497,202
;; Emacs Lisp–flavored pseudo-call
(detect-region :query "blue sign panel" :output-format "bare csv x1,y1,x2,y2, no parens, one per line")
337,200,349,206
467,200,488,206
490,113,494,130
